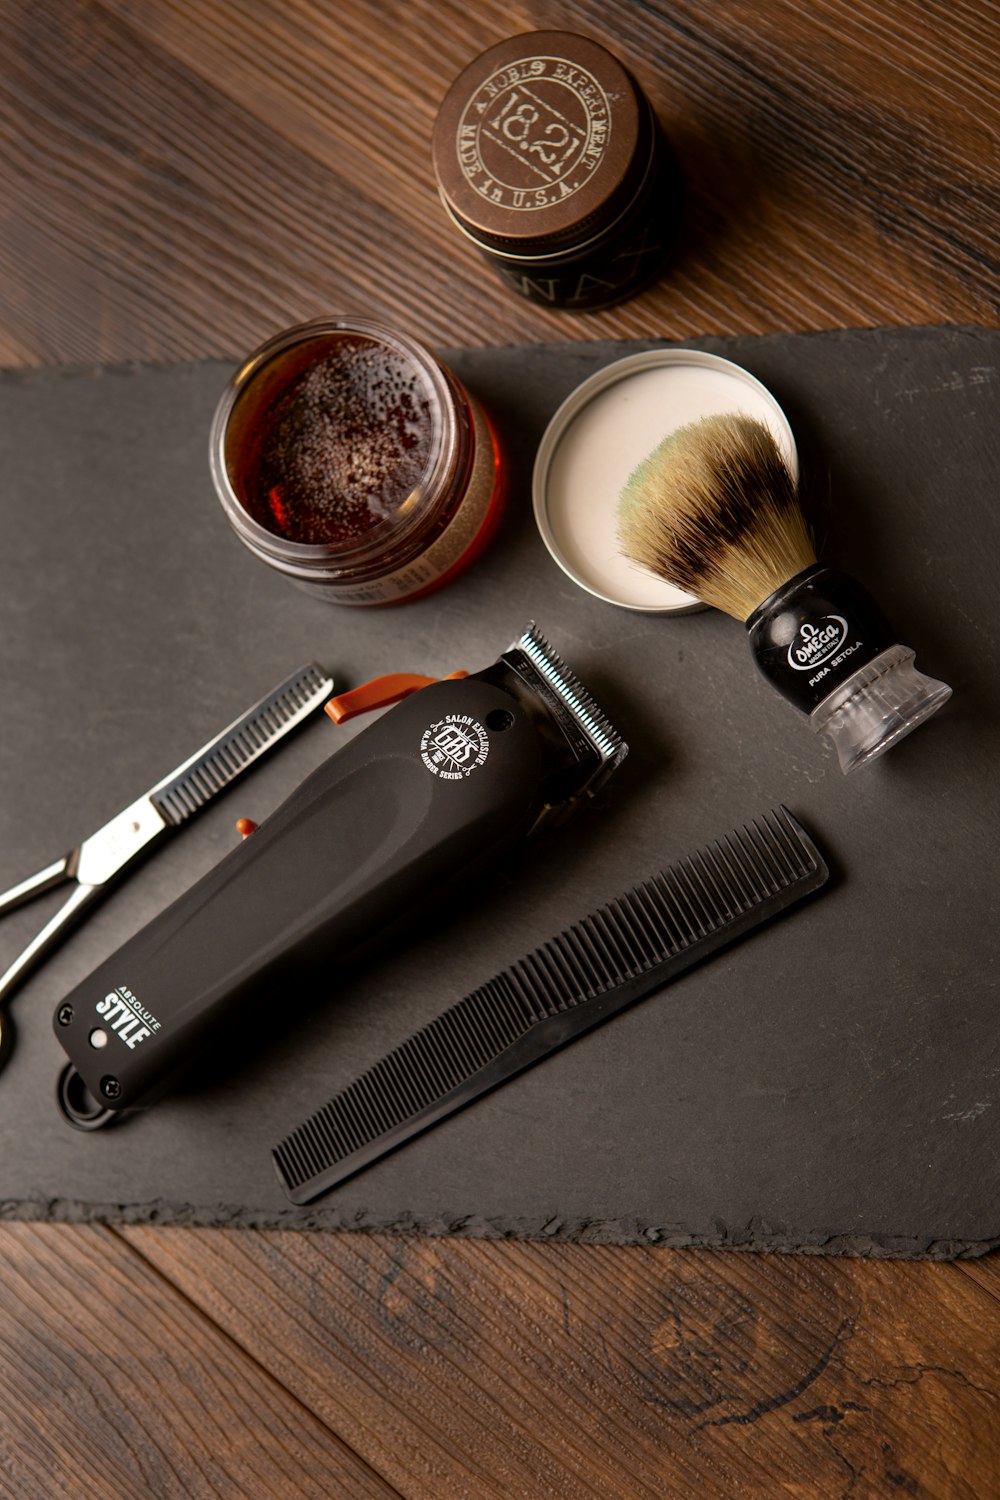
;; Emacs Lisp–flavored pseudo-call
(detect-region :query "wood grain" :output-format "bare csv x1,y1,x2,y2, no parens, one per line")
118,1227,1000,1500
1,0,998,368
0,1222,399,1500
3,1,1000,1496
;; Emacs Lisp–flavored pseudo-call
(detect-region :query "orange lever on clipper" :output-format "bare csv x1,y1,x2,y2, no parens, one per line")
326,671,468,724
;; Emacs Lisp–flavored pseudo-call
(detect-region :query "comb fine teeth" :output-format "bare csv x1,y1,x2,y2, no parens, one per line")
274,807,827,1203
152,663,333,825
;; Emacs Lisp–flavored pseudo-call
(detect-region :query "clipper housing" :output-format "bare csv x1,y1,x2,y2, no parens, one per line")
53,626,627,1124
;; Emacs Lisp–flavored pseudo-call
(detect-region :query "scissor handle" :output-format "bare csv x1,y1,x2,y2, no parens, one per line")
0,856,73,1065
0,857,72,917
0,881,101,1009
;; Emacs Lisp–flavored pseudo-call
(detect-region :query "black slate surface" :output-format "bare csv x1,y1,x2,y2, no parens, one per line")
0,328,997,1258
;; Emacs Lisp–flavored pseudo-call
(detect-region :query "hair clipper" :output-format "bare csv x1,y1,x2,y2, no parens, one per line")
53,625,627,1126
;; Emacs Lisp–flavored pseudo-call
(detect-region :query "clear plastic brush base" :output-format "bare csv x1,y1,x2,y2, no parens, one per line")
811,644,952,774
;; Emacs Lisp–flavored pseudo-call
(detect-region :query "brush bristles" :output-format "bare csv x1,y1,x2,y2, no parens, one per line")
618,413,817,620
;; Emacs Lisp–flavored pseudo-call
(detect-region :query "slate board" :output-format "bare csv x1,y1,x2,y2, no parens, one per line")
1,328,997,1258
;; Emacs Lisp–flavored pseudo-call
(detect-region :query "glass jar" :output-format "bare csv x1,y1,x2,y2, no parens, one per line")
210,317,502,604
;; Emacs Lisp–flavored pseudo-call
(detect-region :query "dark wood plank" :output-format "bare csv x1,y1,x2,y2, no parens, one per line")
1,0,998,368
0,1222,401,1500
120,1227,1000,1499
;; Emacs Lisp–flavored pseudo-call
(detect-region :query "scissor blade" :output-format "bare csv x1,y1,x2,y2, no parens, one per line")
67,664,335,887
0,665,334,1024
149,662,334,825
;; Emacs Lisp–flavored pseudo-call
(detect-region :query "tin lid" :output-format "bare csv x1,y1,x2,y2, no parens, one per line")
532,349,800,614
432,31,648,257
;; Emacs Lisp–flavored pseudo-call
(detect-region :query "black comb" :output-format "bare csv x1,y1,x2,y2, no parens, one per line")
273,807,828,1203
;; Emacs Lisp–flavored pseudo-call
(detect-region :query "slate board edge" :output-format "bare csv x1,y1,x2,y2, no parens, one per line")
0,1197,994,1260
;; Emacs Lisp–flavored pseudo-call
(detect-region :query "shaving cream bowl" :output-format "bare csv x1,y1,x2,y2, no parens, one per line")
531,348,799,614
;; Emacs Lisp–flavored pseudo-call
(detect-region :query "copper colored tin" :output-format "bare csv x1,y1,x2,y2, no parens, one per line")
432,31,681,310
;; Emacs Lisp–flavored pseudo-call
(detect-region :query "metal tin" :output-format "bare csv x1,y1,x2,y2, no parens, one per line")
432,32,681,311
532,349,799,613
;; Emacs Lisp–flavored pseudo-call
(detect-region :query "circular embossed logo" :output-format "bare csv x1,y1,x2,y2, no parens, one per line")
420,715,490,779
456,56,611,212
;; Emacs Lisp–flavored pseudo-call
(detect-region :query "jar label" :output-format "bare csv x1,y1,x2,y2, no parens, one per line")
456,57,610,211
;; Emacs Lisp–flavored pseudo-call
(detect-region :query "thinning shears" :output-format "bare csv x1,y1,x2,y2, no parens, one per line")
0,663,333,1060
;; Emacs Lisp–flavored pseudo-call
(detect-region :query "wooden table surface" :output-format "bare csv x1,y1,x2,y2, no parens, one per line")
2,2,998,1496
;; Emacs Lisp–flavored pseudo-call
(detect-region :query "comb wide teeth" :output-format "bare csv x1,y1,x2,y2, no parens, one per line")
517,623,627,767
273,807,826,1199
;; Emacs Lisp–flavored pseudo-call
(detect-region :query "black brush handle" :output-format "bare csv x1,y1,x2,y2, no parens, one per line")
746,566,895,712
53,675,551,1111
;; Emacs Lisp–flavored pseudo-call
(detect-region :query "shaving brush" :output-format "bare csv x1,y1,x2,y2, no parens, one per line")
618,412,951,773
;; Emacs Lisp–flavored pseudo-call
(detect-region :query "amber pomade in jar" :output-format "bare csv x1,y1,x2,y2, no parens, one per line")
210,318,502,604
432,30,682,311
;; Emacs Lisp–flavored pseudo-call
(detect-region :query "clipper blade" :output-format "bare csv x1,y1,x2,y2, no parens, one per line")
511,623,628,798
273,807,828,1204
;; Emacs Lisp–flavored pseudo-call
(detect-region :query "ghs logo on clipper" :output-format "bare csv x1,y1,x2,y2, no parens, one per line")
420,715,490,779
